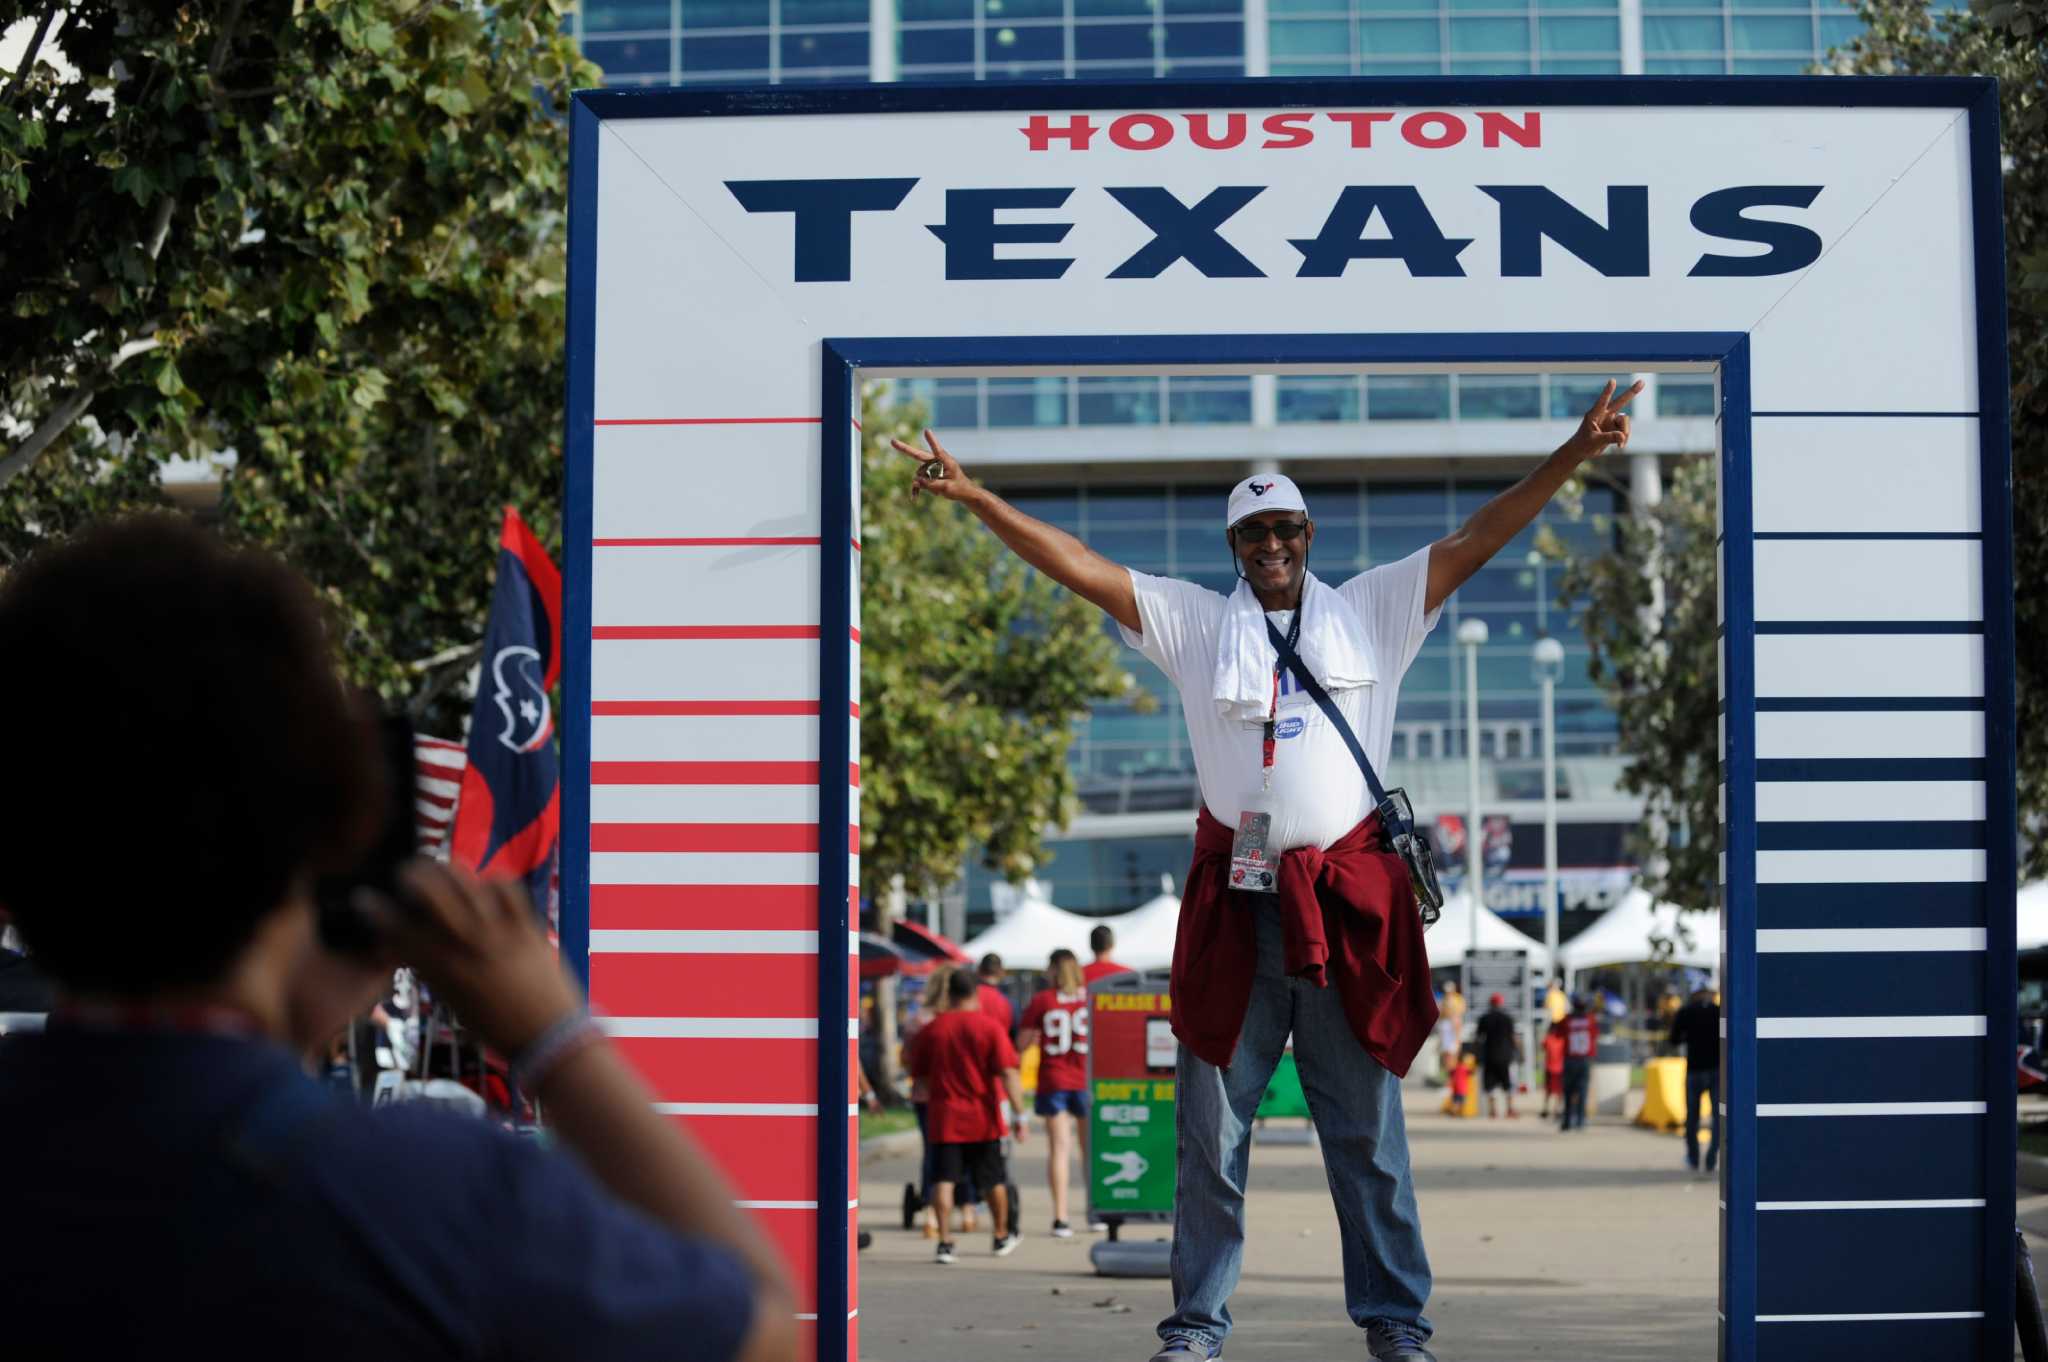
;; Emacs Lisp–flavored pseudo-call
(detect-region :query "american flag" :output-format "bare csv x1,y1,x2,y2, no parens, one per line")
414,735,466,860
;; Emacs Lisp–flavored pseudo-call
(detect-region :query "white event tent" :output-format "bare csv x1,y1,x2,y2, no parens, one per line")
1424,894,1553,976
1557,888,1719,976
1096,880,1181,973
961,888,1099,971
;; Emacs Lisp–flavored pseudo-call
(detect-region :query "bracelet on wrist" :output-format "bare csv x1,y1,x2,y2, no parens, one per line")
509,1009,602,1094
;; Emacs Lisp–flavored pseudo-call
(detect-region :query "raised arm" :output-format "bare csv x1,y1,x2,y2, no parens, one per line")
891,429,1140,633
1424,379,1643,614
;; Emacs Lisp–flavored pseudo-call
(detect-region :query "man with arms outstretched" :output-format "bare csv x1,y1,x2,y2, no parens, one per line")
894,379,1640,1362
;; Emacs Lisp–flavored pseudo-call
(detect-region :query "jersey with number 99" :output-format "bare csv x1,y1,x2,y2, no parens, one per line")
1021,989,1090,1093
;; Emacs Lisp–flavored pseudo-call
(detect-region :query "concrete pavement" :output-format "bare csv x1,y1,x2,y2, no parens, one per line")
857,1105,1721,1361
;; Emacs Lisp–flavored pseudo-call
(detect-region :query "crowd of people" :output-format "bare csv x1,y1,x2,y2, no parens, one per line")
886,927,1132,1263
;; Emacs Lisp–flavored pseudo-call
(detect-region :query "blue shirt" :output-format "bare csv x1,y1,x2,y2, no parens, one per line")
0,1030,754,1361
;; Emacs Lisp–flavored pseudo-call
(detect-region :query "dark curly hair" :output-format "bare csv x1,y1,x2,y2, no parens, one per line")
0,516,380,994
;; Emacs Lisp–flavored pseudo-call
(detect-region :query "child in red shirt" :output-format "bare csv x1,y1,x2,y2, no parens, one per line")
1553,996,1600,1131
1541,1025,1567,1120
904,968,1029,1264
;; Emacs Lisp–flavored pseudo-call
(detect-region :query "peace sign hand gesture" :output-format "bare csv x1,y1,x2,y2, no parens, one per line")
889,428,981,504
1563,379,1643,463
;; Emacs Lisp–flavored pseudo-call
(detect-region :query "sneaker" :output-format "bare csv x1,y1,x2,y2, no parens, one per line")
992,1234,1019,1257
1366,1320,1438,1361
1051,1220,1075,1239
1148,1338,1222,1361
934,1240,957,1265
1089,1219,1111,1233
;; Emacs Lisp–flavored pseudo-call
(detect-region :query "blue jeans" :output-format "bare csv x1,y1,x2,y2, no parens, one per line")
1159,900,1432,1352
1685,1067,1721,1168
1559,1058,1590,1130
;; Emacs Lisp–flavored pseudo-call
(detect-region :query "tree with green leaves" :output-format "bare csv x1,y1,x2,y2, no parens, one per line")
1,1,595,731
1830,0,2047,876
857,388,1143,907
1549,458,1720,911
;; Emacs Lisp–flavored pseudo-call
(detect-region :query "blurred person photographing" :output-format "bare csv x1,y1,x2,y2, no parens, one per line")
894,377,1639,1362
0,518,796,1362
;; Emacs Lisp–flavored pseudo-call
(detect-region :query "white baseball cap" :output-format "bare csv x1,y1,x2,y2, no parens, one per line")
1225,473,1309,531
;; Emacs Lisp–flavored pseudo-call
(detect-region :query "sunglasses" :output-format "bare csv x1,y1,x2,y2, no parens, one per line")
1231,520,1309,544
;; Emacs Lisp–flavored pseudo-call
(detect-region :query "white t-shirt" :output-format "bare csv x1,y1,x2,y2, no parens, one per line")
1119,547,1442,851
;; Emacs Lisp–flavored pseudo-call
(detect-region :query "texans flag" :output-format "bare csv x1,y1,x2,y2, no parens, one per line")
448,507,562,912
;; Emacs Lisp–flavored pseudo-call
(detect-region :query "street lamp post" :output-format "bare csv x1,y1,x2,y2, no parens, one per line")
1533,636,1565,994
1457,618,1489,952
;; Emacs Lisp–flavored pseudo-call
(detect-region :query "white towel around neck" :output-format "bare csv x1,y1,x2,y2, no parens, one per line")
1211,571,1377,723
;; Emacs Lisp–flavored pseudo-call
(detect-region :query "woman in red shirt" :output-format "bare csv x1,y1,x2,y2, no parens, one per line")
1017,949,1092,1237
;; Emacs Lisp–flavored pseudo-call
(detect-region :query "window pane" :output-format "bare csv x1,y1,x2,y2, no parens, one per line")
587,36,671,76
1271,0,1349,11
784,30,870,68
1819,14,1864,47
990,0,1064,16
1277,376,1361,423
1076,22,1156,60
1645,15,1723,50
1271,19,1350,55
683,34,770,72
1076,378,1161,425
1543,57,1623,70
1272,57,1353,73
1451,17,1531,51
1368,375,1452,421
1361,18,1442,53
901,27,975,63
1645,56,1725,72
783,0,870,21
1006,490,1082,530
1078,0,1159,13
1166,20,1244,57
1537,0,1619,9
582,1,670,33
1366,482,1448,517
682,1,770,24
1168,378,1253,425
1458,375,1542,419
1358,57,1438,72
1539,16,1620,50
1658,379,1717,416
1450,57,1532,72
901,0,974,16
987,23,1066,62
1731,15,1813,50
1164,0,1241,12
1732,56,1812,72
1548,374,1630,419
986,378,1070,427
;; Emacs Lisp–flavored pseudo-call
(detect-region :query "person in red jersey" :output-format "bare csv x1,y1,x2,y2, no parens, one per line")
976,952,1015,1035
1018,949,1094,1237
1083,924,1131,983
904,968,1029,1265
1553,995,1600,1131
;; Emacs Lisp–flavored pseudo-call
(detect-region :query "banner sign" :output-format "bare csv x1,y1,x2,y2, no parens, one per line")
1088,970,1177,1222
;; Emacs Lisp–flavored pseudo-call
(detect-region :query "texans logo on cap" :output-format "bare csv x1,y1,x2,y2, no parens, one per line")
1248,480,1271,495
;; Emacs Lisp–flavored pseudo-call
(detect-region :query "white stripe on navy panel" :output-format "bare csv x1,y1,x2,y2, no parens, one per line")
592,639,824,704
1756,1101,1985,1117
1756,1312,1984,1323
1757,1199,1985,1211
1752,540,1983,623
1750,415,1981,535
1755,634,1982,699
1755,781,1985,823
1757,1016,1985,1039
1755,928,1985,953
1755,710,1985,760
1757,849,1985,884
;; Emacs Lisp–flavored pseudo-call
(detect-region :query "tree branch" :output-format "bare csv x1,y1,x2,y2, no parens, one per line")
0,335,164,492
207,0,248,79
2,9,55,107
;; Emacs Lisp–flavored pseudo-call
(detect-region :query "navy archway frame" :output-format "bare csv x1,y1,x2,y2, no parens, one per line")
563,76,2014,1362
